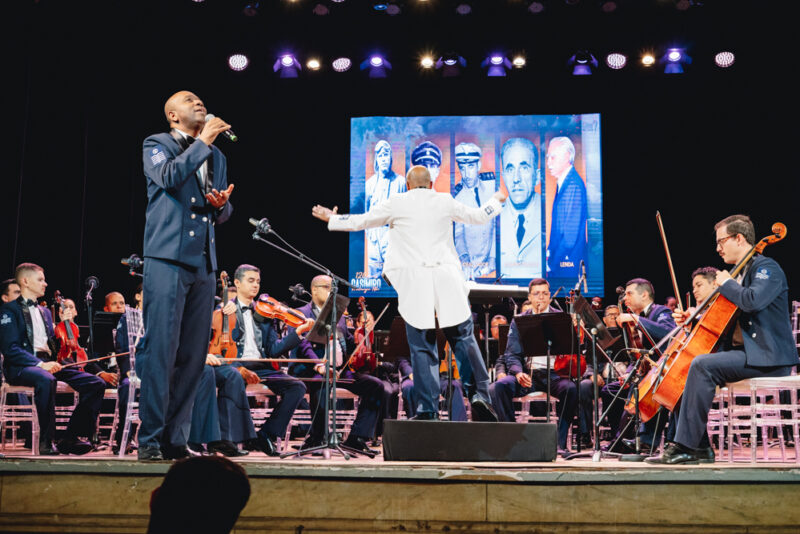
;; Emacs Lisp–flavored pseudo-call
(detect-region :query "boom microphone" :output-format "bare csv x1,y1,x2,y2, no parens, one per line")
121,254,143,271
205,114,238,142
85,276,100,303
288,283,311,302
249,218,271,235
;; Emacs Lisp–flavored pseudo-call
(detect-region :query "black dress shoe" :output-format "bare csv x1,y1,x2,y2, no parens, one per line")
579,434,593,449
410,412,439,421
623,438,654,453
644,442,698,465
246,435,279,457
38,441,60,456
57,437,93,455
695,446,715,464
187,442,207,455
161,445,202,460
342,435,379,455
208,440,249,457
470,398,498,422
112,443,137,456
138,445,164,461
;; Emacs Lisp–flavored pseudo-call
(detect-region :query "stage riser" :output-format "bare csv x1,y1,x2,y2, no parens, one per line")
2,473,799,532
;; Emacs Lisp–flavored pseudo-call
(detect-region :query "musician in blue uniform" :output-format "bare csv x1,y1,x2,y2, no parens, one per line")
217,264,314,456
545,137,587,280
647,215,799,464
290,275,385,454
0,263,105,455
135,90,234,461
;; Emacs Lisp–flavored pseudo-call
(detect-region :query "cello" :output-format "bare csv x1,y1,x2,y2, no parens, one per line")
53,291,88,369
208,271,238,359
631,222,787,419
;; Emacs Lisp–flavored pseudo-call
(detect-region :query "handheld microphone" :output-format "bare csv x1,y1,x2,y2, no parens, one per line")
249,217,271,235
205,114,238,142
581,260,588,293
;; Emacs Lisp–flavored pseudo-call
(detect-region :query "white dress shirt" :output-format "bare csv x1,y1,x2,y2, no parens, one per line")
29,303,49,353
238,299,261,360
329,188,503,329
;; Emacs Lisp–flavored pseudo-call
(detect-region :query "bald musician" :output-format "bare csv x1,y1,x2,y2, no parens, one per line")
135,90,235,461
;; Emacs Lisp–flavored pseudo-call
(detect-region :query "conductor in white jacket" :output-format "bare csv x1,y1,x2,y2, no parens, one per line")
312,165,507,421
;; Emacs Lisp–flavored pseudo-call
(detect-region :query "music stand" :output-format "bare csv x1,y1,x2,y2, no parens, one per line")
91,311,123,363
513,313,578,427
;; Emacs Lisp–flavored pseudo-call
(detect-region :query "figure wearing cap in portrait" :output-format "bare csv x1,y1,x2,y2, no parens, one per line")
410,141,442,184
365,140,407,277
452,142,496,279
498,137,543,278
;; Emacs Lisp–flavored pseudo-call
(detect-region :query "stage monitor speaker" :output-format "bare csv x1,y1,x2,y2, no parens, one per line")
382,420,557,462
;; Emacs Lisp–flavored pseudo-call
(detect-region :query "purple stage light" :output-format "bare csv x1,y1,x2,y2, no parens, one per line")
227,54,249,71
281,55,295,68
370,55,384,67
667,50,682,62
490,55,504,65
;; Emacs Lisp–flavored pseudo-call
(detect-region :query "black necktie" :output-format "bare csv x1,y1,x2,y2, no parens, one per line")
474,187,481,206
516,214,525,246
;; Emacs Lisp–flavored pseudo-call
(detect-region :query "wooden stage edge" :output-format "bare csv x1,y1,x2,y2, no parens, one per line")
2,454,800,533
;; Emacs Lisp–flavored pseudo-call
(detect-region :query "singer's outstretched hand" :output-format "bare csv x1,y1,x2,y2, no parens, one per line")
206,184,234,209
311,205,338,222
198,116,231,145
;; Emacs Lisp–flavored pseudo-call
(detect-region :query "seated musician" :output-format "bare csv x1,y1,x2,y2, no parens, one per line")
490,314,508,339
0,263,105,455
290,275,385,454
217,264,314,457
601,278,675,452
110,289,137,455
489,278,580,455
354,310,397,443
398,350,468,421
602,304,620,329
647,215,799,464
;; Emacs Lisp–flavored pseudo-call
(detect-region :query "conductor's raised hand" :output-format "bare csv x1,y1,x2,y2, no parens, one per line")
205,184,234,209
311,205,338,223
493,190,508,203
198,116,231,146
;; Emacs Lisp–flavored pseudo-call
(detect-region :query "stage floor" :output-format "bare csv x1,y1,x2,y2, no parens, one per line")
3,439,800,533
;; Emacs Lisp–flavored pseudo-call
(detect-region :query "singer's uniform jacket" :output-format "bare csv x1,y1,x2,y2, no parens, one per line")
135,130,233,450
290,302,384,440
547,166,587,280
0,297,105,446
328,188,504,415
226,301,306,442
675,254,800,449
329,188,503,330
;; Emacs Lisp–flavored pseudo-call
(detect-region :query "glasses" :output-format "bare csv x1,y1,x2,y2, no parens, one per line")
530,291,550,298
716,235,736,248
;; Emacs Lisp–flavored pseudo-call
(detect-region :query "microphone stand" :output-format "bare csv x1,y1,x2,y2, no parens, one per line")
85,281,97,359
248,218,366,460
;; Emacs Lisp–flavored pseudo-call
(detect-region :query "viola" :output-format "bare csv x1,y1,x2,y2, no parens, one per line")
53,291,88,369
254,294,307,328
208,271,238,360
349,297,377,374
632,223,787,421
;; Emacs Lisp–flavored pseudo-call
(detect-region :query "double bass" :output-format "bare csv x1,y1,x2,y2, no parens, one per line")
629,222,787,420
53,291,88,369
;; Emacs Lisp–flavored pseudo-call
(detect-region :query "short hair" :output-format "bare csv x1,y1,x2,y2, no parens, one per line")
500,137,540,184
604,304,620,314
714,214,755,245
528,278,550,292
234,264,260,282
549,136,576,164
691,266,719,283
14,263,43,284
491,314,508,325
148,456,250,534
105,291,124,307
626,278,655,301
1,278,19,298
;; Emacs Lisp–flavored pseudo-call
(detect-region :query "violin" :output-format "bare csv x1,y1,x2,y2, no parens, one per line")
439,342,460,379
349,297,377,374
208,271,238,360
53,291,88,369
254,294,307,328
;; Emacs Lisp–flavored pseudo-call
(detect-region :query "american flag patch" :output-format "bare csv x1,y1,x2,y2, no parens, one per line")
150,148,167,166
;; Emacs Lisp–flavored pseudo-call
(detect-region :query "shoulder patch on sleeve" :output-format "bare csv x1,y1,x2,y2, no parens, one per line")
755,267,771,280
149,146,167,166
339,214,350,220
1,313,11,326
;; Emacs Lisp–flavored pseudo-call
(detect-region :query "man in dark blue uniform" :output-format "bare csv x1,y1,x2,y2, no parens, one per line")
217,264,314,456
0,263,106,455
290,275,385,454
136,90,234,461
647,214,799,464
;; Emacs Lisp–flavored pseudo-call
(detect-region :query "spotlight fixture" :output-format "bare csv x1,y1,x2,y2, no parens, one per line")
482,54,512,77
455,2,472,15
274,54,301,77
641,53,655,67
599,0,617,12
312,3,329,15
307,58,321,70
528,1,545,13
605,52,627,69
714,51,735,68
332,57,352,72
361,55,391,78
227,54,249,71
373,2,388,10
242,2,259,16
512,55,526,68
436,53,466,77
420,56,435,69
662,48,691,74
386,3,401,15
568,50,598,75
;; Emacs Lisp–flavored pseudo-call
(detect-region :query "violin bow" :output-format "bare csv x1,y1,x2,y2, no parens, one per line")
656,211,684,314
59,352,131,369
